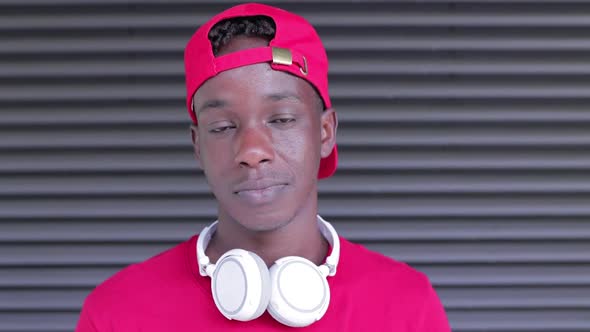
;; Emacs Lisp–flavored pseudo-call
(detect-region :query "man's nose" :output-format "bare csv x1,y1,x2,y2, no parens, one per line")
234,126,274,168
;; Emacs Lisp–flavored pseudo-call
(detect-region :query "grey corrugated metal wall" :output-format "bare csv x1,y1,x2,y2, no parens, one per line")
1,0,589,331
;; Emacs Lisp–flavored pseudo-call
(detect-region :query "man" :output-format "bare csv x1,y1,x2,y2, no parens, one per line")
76,3,451,331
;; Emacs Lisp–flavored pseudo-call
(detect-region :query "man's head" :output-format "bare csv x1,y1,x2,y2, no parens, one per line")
184,3,337,230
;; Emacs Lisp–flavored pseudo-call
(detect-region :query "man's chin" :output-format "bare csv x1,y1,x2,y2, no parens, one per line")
228,209,294,233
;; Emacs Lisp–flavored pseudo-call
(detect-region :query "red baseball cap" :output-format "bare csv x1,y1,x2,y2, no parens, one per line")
184,2,337,179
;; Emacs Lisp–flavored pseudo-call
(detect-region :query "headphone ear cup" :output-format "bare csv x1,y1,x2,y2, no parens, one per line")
248,252,272,319
211,249,271,321
267,257,331,327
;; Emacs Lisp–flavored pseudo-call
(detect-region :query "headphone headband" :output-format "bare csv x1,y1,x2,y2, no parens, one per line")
197,216,340,277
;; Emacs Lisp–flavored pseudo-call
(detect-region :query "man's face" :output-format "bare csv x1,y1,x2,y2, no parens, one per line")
190,38,336,231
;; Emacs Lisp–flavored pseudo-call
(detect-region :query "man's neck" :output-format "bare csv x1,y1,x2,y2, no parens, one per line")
205,211,329,267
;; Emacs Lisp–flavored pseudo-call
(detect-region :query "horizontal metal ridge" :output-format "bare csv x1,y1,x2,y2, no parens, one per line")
3,173,590,196
2,286,590,310
3,12,590,30
0,241,589,266
4,37,590,55
5,58,590,78
2,218,590,242
3,104,590,126
2,264,589,288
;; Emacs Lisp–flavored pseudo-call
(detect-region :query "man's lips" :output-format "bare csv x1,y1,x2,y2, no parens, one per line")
233,179,288,194
233,179,289,204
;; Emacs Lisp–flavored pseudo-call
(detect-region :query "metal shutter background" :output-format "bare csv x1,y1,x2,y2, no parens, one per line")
1,0,589,331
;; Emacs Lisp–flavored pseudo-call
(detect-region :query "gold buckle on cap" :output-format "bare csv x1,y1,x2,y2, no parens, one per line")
272,47,292,66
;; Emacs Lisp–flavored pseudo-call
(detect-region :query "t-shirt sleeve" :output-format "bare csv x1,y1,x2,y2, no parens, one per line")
415,282,452,332
74,297,100,332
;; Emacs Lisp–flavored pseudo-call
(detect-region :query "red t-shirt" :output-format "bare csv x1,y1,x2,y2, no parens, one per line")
76,235,451,331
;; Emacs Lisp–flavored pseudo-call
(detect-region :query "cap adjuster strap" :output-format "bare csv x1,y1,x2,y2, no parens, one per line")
213,46,308,78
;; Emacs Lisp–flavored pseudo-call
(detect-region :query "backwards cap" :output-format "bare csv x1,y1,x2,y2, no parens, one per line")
184,2,337,179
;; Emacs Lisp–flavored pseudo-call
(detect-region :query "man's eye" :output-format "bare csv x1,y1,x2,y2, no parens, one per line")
270,118,295,124
209,125,235,133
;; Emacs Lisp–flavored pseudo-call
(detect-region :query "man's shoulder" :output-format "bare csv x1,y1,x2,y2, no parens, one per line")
335,238,449,330
84,236,196,308
340,237,432,292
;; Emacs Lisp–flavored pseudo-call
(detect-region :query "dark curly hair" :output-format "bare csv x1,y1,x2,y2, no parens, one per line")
208,16,276,56
207,15,324,111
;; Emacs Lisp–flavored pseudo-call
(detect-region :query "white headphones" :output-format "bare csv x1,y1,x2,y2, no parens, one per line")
196,216,340,327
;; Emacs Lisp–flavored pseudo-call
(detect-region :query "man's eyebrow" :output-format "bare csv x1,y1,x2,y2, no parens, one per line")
265,92,302,103
195,99,229,115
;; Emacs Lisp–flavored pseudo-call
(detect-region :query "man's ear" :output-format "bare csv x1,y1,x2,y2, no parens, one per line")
320,108,337,158
189,124,202,166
